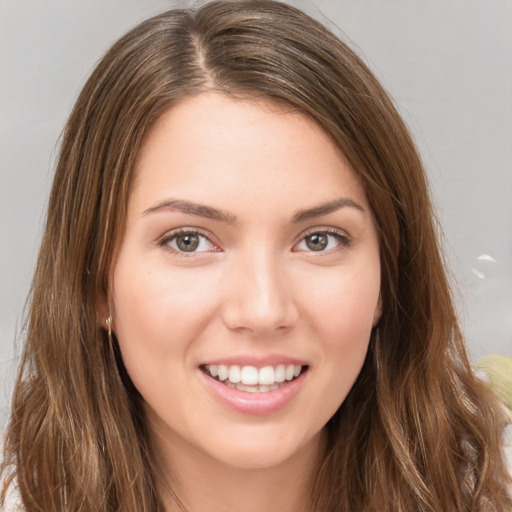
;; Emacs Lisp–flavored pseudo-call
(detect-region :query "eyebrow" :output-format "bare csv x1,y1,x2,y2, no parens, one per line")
292,197,365,222
143,199,237,224
143,196,364,223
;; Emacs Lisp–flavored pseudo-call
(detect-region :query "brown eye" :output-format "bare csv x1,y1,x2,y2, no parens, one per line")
294,230,350,253
175,233,200,252
305,233,328,251
162,230,216,254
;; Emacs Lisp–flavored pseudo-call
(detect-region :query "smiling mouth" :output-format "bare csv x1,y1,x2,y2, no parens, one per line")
201,364,308,393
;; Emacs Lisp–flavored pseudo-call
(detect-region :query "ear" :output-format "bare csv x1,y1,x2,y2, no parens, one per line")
372,294,383,327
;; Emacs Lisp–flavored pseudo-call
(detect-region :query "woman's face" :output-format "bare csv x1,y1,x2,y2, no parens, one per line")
111,92,381,470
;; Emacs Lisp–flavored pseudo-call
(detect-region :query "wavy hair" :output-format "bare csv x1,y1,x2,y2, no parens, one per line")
2,1,511,511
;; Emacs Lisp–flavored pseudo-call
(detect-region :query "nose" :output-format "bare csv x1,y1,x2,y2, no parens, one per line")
221,250,299,336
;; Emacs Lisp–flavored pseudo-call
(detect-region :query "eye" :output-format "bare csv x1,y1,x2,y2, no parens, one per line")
160,229,217,254
294,229,350,253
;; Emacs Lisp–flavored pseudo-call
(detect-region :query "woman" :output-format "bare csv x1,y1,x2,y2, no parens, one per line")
2,1,510,511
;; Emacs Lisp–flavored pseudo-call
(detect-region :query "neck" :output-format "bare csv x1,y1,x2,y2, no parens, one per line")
152,428,325,512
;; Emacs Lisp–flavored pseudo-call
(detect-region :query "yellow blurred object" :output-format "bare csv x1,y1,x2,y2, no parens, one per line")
477,355,512,421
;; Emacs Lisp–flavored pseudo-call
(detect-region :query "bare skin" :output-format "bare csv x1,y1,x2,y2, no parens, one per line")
110,92,381,511
155,421,325,512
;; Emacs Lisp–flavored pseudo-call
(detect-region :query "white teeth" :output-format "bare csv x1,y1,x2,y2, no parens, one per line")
259,366,275,385
236,383,279,393
240,366,258,385
218,365,228,381
275,364,286,382
205,363,304,388
228,365,241,383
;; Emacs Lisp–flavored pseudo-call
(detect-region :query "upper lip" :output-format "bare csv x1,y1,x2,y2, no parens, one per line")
199,354,309,368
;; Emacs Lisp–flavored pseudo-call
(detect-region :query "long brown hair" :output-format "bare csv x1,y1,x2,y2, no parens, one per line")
2,1,510,511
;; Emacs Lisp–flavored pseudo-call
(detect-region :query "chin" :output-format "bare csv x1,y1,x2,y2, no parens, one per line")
199,425,324,471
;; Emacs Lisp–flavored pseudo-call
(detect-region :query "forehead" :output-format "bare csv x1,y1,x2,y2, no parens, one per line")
130,92,369,215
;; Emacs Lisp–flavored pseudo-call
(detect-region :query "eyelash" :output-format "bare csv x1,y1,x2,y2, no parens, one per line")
158,228,218,256
158,227,351,255
294,228,352,253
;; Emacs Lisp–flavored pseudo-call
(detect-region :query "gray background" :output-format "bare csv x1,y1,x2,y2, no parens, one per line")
1,0,511,427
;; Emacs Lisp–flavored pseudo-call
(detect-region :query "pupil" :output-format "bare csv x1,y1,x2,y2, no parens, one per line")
177,234,199,252
306,233,328,251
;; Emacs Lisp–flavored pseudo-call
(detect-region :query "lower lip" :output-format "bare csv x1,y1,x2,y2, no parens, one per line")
200,370,306,416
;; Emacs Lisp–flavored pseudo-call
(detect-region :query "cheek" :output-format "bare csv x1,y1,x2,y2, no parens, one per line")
299,265,379,401
111,256,221,368
301,264,381,342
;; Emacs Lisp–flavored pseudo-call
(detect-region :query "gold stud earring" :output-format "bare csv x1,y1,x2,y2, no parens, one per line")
105,316,113,344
